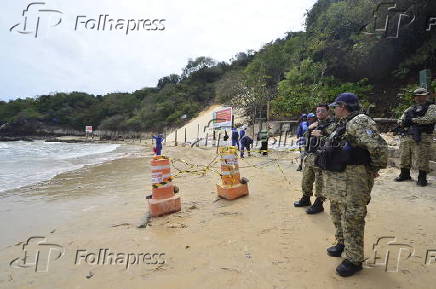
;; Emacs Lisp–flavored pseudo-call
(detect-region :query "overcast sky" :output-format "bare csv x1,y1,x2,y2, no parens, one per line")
0,0,317,101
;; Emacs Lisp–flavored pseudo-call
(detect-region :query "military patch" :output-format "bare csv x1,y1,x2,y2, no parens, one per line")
366,129,374,136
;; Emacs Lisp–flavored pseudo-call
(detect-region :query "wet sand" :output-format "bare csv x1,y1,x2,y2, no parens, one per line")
0,145,435,289
0,143,145,248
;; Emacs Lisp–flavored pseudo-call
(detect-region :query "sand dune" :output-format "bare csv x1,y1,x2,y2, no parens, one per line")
166,105,248,145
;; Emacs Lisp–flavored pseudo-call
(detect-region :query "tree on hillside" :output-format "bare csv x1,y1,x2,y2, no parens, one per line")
157,74,180,89
215,69,269,123
273,58,373,117
181,56,216,79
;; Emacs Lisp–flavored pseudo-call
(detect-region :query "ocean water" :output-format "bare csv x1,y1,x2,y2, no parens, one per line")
0,141,123,193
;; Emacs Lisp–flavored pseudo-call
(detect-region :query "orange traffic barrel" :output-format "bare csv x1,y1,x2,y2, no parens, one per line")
147,155,181,217
216,146,249,200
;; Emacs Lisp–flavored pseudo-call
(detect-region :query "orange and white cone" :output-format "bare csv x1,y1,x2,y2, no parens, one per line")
216,146,249,200
147,155,181,217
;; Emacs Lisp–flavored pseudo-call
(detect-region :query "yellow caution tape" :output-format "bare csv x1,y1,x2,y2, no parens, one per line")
152,176,174,188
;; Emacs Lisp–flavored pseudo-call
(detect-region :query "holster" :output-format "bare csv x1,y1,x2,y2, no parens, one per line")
315,145,370,172
408,126,422,143
315,146,349,172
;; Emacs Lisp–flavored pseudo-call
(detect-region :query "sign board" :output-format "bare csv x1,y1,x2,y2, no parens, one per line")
213,107,232,129
419,69,431,90
85,126,93,133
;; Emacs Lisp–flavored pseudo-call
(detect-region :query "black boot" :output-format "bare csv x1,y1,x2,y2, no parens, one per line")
293,196,311,207
394,168,411,182
327,243,345,257
306,197,324,214
336,259,363,277
417,170,428,187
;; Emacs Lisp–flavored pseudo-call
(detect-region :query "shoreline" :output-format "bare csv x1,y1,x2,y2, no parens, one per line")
0,152,151,249
0,141,148,195
0,135,149,144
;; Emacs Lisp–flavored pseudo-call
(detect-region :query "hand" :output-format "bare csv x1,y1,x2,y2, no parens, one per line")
311,130,322,137
308,122,318,130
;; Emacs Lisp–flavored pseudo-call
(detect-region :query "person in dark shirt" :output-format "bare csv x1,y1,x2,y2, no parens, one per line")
296,114,313,171
223,130,229,141
231,127,239,149
152,134,164,155
240,132,253,158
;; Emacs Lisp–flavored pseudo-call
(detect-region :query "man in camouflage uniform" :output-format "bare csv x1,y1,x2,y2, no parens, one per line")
395,88,436,186
258,126,271,156
294,105,335,214
318,93,387,277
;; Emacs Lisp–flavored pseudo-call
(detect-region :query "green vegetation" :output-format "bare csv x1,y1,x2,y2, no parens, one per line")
1,0,435,136
0,58,234,135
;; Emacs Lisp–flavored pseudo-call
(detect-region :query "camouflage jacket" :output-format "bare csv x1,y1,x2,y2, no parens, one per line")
399,103,436,126
320,118,337,138
344,112,388,172
304,118,336,154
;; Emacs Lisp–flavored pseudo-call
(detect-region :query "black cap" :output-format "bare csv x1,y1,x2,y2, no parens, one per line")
329,93,359,107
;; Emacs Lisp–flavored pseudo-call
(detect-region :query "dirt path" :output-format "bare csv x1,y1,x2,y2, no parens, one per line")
0,146,435,289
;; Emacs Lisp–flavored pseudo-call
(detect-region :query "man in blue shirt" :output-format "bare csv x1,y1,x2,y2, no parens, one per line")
296,114,310,171
297,114,309,139
240,134,253,158
152,135,164,156
239,126,246,140
231,127,239,149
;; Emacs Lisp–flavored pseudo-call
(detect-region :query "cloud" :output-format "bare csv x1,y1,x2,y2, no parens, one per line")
0,0,317,101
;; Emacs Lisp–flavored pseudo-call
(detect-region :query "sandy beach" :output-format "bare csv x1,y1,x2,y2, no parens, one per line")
0,143,435,289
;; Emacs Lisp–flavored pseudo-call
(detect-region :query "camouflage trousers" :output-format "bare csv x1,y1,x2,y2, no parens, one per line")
323,165,375,265
399,134,433,172
302,154,324,198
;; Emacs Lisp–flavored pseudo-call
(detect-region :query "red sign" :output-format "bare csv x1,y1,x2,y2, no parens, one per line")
213,107,232,129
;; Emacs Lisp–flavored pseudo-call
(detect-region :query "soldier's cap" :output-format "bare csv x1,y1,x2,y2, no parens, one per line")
307,113,315,118
413,88,430,96
329,92,359,107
